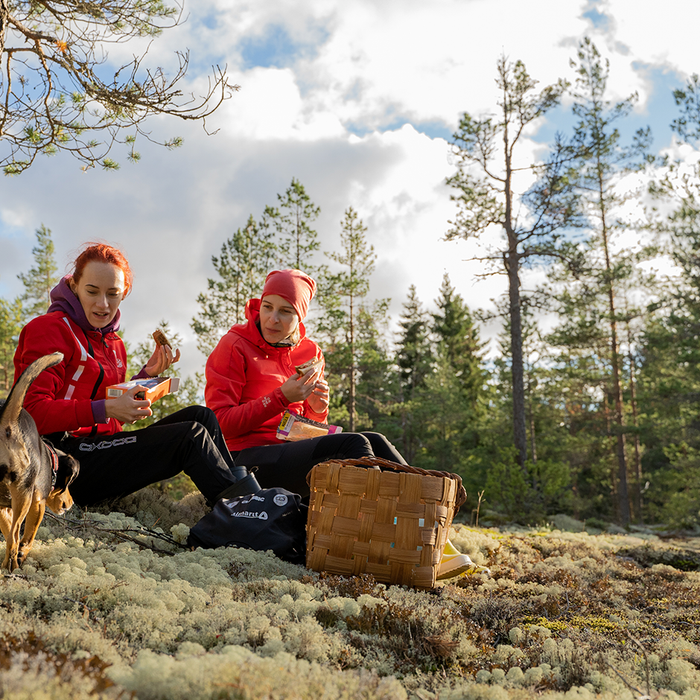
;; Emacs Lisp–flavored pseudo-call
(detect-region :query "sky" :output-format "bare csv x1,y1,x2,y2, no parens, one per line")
1,0,698,378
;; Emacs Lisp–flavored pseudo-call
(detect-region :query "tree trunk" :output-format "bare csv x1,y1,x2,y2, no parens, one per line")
507,251,528,471
502,105,528,473
626,319,643,523
596,157,630,527
606,289,630,525
348,290,356,432
528,383,538,464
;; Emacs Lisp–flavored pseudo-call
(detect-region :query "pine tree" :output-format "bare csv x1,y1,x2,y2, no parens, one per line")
191,216,274,355
446,54,572,471
1,1,234,174
267,178,323,277
17,224,59,321
561,38,654,526
322,208,384,431
192,181,322,357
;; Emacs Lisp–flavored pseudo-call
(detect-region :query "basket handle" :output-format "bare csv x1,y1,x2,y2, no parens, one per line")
307,456,467,511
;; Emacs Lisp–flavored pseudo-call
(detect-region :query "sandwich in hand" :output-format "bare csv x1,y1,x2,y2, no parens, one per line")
152,329,171,349
295,357,322,377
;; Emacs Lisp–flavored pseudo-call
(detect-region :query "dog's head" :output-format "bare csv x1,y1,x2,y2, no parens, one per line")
46,451,79,515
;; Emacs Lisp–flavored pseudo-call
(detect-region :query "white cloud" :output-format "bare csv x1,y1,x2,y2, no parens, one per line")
1,0,697,380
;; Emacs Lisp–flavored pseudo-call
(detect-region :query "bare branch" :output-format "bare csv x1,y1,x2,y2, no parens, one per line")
1,0,237,173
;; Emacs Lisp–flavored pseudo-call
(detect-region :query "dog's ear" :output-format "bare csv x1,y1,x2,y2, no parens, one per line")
54,451,80,493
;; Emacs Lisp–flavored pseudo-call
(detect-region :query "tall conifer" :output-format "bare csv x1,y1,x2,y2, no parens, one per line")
192,216,274,355
446,55,572,471
18,224,59,321
395,286,433,461
431,273,487,413
562,38,653,525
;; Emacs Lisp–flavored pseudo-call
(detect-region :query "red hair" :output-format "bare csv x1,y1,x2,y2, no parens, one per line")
71,243,133,296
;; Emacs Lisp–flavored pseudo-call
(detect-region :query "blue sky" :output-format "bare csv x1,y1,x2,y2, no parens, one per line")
1,0,699,377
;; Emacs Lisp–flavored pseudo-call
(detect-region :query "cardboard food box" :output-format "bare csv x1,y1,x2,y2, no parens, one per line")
276,410,342,442
106,376,180,403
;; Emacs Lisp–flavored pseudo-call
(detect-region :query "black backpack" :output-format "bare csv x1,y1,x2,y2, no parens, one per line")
187,488,307,564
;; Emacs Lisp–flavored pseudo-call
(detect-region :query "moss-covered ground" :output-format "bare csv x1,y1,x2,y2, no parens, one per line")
1,488,699,699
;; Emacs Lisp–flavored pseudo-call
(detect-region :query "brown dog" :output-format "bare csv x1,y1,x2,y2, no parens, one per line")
0,352,80,571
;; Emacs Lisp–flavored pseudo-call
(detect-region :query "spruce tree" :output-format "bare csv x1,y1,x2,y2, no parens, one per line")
414,350,471,472
17,224,59,321
396,285,433,398
395,286,433,461
354,302,400,437
0,296,23,398
431,273,487,413
638,155,700,527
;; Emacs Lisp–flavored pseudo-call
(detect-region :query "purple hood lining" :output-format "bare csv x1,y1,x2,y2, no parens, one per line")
48,276,121,335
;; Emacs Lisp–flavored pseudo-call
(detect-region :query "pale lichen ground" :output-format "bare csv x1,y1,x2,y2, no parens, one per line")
1,502,699,699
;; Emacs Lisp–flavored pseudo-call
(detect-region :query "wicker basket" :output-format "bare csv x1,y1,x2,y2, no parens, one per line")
306,457,466,589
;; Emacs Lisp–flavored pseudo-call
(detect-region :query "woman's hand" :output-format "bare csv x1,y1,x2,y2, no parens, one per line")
307,378,329,413
280,368,322,403
105,385,153,424
145,343,181,377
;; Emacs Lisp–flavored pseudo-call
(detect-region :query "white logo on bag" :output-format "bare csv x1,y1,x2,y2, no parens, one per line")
273,494,288,507
78,435,137,451
229,510,268,520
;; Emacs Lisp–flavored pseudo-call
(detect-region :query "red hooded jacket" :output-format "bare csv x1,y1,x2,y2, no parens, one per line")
205,298,328,451
14,311,127,437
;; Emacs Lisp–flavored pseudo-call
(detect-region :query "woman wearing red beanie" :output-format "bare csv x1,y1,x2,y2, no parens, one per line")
205,269,483,579
205,268,406,494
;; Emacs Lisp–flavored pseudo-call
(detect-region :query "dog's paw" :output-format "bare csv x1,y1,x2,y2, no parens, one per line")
1,555,18,573
17,546,31,567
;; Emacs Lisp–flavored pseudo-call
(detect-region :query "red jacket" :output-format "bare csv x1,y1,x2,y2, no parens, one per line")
205,298,328,451
13,311,127,436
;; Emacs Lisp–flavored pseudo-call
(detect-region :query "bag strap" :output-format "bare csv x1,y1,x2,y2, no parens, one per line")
307,456,467,510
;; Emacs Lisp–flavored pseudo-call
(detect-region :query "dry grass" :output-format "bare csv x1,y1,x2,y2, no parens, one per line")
1,488,699,699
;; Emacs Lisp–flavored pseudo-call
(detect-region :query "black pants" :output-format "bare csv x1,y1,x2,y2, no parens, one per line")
60,406,239,506
232,431,407,497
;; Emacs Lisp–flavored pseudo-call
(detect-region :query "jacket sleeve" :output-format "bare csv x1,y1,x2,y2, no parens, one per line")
204,335,291,440
13,318,96,435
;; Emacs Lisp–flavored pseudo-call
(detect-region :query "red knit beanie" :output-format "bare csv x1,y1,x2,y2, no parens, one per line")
261,269,316,319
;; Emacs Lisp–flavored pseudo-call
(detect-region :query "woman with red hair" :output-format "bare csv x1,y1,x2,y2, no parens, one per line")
14,243,254,507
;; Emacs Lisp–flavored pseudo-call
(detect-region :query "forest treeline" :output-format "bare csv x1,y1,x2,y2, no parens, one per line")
3,40,700,530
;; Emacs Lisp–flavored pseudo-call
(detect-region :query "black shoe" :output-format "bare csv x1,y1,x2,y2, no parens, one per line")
215,471,262,501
